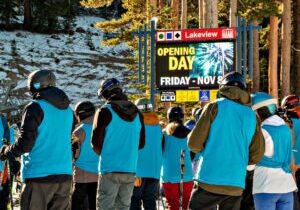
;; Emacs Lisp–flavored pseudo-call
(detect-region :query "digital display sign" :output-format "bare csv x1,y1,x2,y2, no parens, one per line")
155,28,236,90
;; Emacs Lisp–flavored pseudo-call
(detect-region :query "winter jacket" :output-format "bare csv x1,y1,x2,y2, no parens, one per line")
92,93,145,174
4,87,74,183
188,86,265,196
162,123,193,183
136,112,163,179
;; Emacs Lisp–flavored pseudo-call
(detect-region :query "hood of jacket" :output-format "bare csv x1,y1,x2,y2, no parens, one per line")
218,86,251,106
108,100,139,121
33,87,70,109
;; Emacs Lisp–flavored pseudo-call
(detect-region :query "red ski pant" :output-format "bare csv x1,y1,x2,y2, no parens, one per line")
162,181,194,210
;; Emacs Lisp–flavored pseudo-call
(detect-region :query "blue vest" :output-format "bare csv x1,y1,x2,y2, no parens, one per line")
258,123,292,173
75,123,99,174
161,132,193,183
99,104,141,174
21,100,73,180
136,124,163,179
0,117,4,172
196,98,256,188
292,118,300,165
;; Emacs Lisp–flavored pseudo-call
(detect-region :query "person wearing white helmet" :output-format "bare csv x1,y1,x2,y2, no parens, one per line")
251,92,297,210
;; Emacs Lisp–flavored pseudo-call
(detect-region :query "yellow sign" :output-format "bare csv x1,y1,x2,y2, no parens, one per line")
210,89,219,101
176,90,199,102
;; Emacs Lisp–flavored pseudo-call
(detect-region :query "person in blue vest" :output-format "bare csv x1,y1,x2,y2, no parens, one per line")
0,114,10,210
251,92,297,210
71,101,98,210
129,98,163,210
161,106,194,210
188,72,265,210
91,78,145,210
0,70,74,210
281,94,300,209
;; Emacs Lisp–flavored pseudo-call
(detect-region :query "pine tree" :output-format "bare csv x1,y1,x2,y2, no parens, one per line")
30,0,78,31
81,0,174,48
0,0,19,25
81,0,114,7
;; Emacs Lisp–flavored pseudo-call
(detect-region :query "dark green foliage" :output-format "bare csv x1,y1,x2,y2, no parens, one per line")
238,0,281,22
0,0,19,24
31,0,79,31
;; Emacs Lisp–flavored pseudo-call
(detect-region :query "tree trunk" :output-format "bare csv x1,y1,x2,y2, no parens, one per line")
293,0,300,95
150,0,157,16
159,0,164,8
268,16,279,98
181,0,187,29
252,20,260,91
198,0,204,28
230,0,237,27
205,0,218,27
171,0,179,29
281,0,292,97
24,0,31,30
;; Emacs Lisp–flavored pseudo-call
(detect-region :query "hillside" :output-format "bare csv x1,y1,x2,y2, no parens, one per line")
0,16,139,109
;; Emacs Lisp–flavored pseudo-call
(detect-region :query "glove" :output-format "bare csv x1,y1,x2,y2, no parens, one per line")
0,145,9,161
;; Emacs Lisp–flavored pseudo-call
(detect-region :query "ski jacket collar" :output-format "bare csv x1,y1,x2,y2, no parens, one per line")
33,87,70,109
107,100,139,121
219,86,251,106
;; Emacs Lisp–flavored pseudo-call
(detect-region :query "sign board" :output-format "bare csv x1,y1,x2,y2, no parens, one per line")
176,90,199,102
199,90,210,102
157,28,236,42
160,89,218,102
160,91,176,102
156,27,236,92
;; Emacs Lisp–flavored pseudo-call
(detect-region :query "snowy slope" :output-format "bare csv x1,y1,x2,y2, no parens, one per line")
0,16,139,108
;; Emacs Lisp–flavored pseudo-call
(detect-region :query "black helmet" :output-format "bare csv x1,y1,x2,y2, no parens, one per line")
97,78,122,100
135,98,153,112
74,101,95,121
220,71,246,90
167,106,184,122
27,70,56,94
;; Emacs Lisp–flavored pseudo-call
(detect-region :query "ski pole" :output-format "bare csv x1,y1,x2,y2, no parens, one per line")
179,150,185,210
7,159,14,210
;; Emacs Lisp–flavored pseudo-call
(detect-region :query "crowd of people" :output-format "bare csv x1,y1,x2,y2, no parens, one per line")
0,69,300,210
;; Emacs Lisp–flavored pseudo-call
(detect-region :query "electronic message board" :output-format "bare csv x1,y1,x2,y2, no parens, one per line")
156,28,236,90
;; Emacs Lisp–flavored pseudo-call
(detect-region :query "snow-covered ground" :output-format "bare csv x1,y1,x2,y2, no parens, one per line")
0,16,139,108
